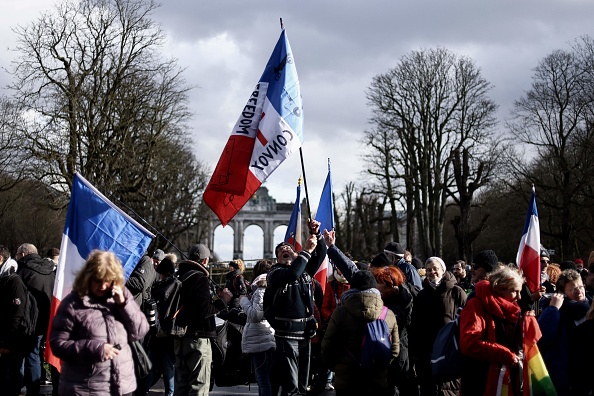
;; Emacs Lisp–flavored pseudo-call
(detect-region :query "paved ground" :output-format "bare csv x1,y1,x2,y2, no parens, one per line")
38,379,336,395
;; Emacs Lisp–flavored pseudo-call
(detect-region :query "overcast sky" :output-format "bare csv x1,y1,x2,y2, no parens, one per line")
2,1,594,261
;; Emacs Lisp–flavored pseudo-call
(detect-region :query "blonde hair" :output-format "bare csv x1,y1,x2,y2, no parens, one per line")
546,263,561,284
488,266,524,295
164,253,178,264
72,250,125,297
231,259,246,272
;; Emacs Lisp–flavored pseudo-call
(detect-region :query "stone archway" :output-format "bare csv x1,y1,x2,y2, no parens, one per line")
208,186,293,260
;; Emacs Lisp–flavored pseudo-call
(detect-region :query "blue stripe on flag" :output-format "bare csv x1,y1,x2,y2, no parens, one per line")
315,164,335,233
64,173,154,279
259,29,304,142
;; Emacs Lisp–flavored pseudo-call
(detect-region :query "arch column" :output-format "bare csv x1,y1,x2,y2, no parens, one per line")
263,220,274,259
231,219,244,259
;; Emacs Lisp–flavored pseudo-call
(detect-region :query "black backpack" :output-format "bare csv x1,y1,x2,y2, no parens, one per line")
151,270,199,338
10,274,39,336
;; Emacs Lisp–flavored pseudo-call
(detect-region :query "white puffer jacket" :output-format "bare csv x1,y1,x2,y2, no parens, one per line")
239,273,276,354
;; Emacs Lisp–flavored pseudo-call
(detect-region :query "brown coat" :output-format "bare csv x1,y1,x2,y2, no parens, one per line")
49,287,149,396
321,289,399,393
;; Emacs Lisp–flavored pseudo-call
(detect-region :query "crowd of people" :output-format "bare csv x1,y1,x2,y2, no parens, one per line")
2,227,594,396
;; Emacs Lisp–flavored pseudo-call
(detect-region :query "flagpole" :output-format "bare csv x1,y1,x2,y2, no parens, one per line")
279,17,311,221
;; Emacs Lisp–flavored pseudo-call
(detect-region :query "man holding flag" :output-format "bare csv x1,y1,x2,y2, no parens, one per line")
266,218,326,395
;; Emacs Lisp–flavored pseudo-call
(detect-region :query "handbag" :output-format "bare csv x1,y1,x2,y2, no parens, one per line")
129,340,152,378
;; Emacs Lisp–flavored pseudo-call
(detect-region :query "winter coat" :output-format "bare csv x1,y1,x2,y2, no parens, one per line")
126,255,158,308
411,271,467,359
460,280,526,396
0,272,29,352
49,287,149,396
176,259,226,338
267,243,324,340
410,271,466,396
321,289,399,394
538,297,590,396
225,269,248,309
572,318,594,396
321,279,350,323
17,253,55,335
239,273,275,354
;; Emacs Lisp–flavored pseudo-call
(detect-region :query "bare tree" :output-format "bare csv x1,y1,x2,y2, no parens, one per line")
8,0,208,245
507,38,594,259
365,47,498,257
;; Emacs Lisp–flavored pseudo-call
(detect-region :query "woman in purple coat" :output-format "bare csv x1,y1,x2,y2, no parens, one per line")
50,250,149,396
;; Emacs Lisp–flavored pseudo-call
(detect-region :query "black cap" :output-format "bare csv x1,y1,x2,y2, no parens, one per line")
188,244,210,261
560,261,577,271
370,252,391,268
156,257,175,276
384,242,405,257
411,257,423,270
350,270,378,290
472,250,498,273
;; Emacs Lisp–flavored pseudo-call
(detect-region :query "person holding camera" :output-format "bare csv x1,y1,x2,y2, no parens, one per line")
174,243,232,396
265,219,326,396
49,250,149,395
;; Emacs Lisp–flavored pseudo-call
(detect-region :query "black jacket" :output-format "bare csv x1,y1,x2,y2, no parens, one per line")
265,234,327,340
177,260,226,338
17,254,55,335
0,272,29,350
126,255,158,308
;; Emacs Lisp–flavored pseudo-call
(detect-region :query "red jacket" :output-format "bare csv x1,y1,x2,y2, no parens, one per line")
459,280,523,396
321,280,350,323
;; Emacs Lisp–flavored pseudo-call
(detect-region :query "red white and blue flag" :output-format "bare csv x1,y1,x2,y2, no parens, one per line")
284,179,303,252
516,188,541,293
204,29,304,226
314,160,335,293
46,173,154,370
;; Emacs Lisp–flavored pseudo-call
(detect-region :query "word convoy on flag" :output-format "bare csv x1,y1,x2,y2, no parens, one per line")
46,173,154,371
204,29,304,226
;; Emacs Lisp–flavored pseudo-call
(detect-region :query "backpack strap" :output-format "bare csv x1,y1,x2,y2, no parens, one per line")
379,305,388,320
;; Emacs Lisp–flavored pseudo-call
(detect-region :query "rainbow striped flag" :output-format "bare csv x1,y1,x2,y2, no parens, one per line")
523,315,557,396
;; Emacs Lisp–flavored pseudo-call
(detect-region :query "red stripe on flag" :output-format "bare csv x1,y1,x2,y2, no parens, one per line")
256,129,268,146
204,171,262,226
206,135,256,196
519,245,540,293
314,257,328,294
45,295,63,371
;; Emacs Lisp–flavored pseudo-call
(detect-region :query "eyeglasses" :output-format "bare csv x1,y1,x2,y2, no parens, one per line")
566,284,585,294
540,259,550,264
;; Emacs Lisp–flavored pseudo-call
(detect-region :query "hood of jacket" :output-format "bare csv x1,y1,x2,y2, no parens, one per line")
0,257,18,277
225,269,241,280
342,289,384,321
177,259,209,276
251,273,267,291
19,254,54,275
474,279,520,322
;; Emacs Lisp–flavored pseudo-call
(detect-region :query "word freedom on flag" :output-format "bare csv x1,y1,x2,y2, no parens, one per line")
204,28,304,226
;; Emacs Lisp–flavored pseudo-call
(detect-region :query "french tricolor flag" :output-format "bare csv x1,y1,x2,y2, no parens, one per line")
204,28,304,226
314,160,335,294
285,179,303,252
516,188,541,293
45,173,154,370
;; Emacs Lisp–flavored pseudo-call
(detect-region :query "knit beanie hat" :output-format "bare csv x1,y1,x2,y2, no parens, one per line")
153,249,165,262
411,257,423,270
156,257,175,276
560,260,577,271
228,260,240,270
370,252,391,268
472,250,498,273
350,270,378,290
426,256,446,273
384,242,405,257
